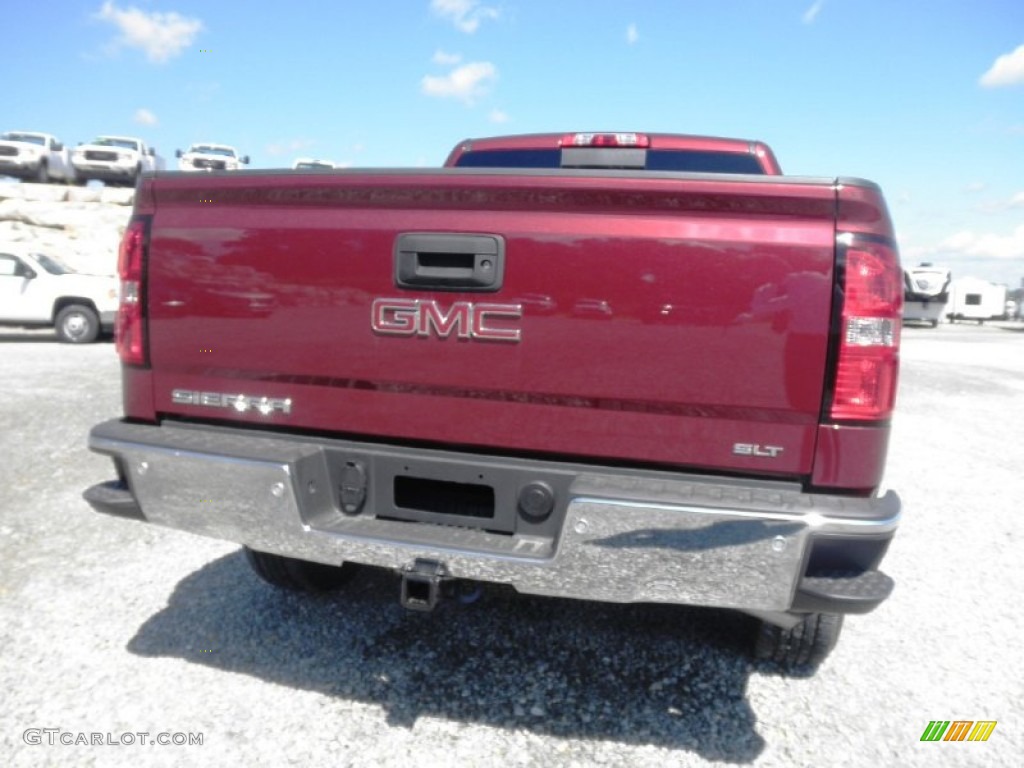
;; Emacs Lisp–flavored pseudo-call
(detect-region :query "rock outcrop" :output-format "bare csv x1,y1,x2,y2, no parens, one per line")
0,182,134,276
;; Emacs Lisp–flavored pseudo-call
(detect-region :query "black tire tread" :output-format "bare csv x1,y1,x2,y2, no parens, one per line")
754,613,843,669
244,547,355,593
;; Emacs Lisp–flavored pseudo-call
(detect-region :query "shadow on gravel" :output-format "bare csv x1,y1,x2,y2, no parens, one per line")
0,332,59,343
128,551,773,762
0,333,114,343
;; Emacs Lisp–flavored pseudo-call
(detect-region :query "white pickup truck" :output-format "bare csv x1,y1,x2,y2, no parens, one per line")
292,158,335,170
176,143,250,171
71,136,163,187
0,244,118,343
0,131,78,184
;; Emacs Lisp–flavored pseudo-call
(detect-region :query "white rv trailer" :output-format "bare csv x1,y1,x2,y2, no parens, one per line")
902,264,951,327
947,277,1008,324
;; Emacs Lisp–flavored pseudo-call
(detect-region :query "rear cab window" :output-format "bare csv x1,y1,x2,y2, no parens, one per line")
452,146,771,174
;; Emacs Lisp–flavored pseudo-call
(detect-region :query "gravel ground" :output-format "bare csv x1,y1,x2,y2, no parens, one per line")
1,322,1022,767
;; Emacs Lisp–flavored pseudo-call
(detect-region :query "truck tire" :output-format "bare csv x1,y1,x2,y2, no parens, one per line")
36,162,50,184
55,304,100,343
753,612,843,669
243,547,356,593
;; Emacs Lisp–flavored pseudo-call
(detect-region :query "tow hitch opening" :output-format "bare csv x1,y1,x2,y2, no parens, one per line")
399,559,451,612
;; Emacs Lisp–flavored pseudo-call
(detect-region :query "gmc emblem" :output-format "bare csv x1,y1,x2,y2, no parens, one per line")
371,298,522,343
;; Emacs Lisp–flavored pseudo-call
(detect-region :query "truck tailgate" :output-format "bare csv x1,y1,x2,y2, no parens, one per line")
142,170,838,478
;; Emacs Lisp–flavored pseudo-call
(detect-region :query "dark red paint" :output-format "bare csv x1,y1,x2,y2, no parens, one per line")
123,160,897,492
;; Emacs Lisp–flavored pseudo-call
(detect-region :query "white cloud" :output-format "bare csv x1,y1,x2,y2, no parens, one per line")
431,0,499,34
964,182,987,194
938,225,1024,260
422,61,497,104
802,0,824,24
488,108,508,124
980,44,1024,88
969,190,1024,213
133,108,158,126
900,243,930,263
96,2,203,63
433,49,462,66
626,23,638,45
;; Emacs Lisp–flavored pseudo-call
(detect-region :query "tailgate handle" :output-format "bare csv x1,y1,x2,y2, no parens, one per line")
395,233,505,292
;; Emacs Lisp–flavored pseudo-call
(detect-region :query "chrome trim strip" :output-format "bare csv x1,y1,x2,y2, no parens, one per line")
573,497,902,535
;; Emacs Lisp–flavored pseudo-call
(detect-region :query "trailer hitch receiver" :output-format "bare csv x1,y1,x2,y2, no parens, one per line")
400,559,451,612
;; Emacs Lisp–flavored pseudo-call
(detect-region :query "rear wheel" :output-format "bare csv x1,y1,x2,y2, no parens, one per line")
55,304,100,343
244,547,356,592
754,613,844,670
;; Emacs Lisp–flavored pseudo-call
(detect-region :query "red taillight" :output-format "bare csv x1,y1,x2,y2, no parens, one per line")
115,217,148,366
828,235,902,421
559,132,650,148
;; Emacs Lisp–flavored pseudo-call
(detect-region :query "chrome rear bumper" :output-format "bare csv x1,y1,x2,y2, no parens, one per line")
85,419,899,615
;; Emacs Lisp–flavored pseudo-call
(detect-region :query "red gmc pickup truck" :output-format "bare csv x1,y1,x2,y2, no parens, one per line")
85,132,903,670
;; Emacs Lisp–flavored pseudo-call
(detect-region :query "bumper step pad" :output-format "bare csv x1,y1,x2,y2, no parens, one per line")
793,570,894,614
